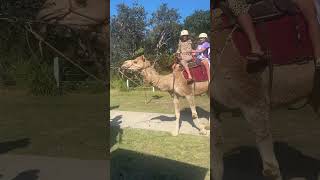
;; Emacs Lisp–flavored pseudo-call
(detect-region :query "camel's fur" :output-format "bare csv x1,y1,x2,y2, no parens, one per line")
211,10,315,180
121,55,209,136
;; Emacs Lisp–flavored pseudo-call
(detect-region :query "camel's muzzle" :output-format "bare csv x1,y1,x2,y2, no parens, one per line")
121,63,130,70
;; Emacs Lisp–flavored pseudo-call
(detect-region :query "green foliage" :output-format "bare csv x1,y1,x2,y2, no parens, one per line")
110,3,210,75
111,3,147,67
184,10,211,38
28,61,61,96
0,0,106,95
0,0,46,18
145,3,181,55
61,80,105,94
110,77,128,91
134,48,144,57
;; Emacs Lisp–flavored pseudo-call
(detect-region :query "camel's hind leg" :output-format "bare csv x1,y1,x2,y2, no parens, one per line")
211,115,224,180
172,94,181,136
241,105,283,180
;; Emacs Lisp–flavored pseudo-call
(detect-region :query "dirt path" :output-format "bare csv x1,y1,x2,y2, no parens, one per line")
110,110,210,136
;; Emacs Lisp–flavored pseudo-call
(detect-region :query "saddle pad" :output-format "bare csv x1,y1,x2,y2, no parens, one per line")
182,64,208,82
232,14,314,65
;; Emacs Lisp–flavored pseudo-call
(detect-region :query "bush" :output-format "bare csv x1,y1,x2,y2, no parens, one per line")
62,80,106,94
28,62,61,96
110,77,128,91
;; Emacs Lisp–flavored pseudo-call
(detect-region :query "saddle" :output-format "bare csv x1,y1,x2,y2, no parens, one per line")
216,0,319,112
173,55,209,82
219,0,314,65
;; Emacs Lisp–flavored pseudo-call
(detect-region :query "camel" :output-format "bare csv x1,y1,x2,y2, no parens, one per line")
121,55,209,136
211,10,317,180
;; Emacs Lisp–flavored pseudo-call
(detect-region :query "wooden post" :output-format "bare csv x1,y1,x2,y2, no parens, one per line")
126,79,129,89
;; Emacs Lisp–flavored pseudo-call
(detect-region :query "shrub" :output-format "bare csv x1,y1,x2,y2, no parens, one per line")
28,62,61,96
110,77,128,91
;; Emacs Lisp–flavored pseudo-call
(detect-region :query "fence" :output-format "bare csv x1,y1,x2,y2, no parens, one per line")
53,57,103,91
125,79,156,92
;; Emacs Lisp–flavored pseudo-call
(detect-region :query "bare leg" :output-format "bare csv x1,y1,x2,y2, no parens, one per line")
173,94,180,136
181,60,193,79
293,0,320,62
242,104,282,180
184,65,193,79
237,13,264,55
201,59,211,81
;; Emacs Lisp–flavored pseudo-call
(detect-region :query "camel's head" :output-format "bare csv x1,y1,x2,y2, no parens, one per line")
121,55,152,72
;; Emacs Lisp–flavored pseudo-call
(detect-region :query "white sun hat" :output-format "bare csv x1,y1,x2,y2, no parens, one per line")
180,30,189,36
199,33,208,38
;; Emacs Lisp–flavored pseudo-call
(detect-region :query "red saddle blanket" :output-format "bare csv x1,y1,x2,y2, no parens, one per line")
182,64,208,82
231,14,314,65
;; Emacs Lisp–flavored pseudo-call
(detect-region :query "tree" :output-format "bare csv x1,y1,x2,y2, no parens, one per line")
184,10,211,38
110,3,147,67
145,3,181,55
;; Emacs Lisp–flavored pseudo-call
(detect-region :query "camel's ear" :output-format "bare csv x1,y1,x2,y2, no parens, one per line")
141,55,145,61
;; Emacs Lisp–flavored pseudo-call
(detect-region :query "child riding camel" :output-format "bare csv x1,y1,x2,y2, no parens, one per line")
176,30,194,83
193,33,211,81
226,0,320,74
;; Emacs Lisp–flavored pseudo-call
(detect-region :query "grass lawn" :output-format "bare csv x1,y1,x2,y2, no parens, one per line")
110,89,210,114
111,127,210,180
110,89,210,179
0,90,107,160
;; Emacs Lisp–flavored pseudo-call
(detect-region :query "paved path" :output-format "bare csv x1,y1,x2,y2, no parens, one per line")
0,154,109,180
110,110,210,136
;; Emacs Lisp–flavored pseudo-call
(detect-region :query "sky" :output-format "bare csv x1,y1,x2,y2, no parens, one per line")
110,0,210,21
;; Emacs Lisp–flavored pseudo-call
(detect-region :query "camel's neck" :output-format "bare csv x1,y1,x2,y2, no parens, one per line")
140,67,164,88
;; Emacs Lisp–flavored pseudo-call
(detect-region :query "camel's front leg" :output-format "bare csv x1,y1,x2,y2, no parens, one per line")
185,95,198,119
172,94,180,136
242,105,282,180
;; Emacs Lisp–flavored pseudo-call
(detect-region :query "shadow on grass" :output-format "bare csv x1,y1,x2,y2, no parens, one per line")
0,138,30,154
11,169,40,180
223,141,320,180
111,148,208,180
150,107,209,131
146,95,164,104
110,116,123,148
110,105,120,110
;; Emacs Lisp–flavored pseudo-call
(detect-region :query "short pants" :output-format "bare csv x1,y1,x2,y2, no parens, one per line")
227,0,250,16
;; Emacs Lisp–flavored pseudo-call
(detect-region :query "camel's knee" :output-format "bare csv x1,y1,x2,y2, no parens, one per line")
254,129,272,143
192,112,198,119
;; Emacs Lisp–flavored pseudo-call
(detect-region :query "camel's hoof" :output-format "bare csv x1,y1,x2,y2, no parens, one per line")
262,169,282,180
192,114,198,119
199,129,209,136
172,131,179,136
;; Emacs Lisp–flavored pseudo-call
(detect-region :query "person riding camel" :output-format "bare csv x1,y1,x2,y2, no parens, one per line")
176,30,194,83
193,33,211,81
225,0,320,74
